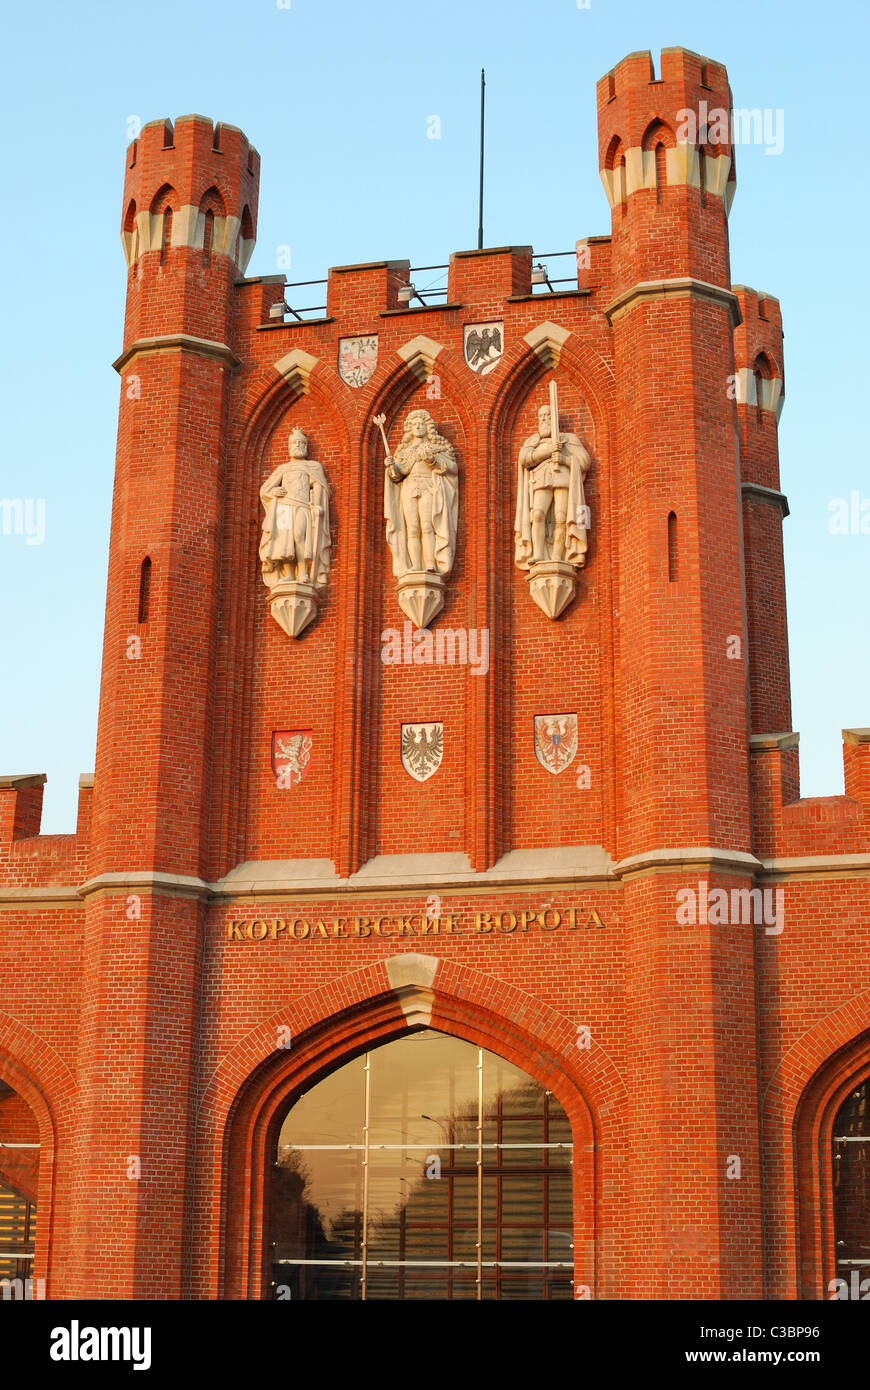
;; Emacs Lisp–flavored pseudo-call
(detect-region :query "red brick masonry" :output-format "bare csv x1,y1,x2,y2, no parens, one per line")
1,47,867,1300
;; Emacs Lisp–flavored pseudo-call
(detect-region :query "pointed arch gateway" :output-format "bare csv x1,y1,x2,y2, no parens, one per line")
210,956,614,1300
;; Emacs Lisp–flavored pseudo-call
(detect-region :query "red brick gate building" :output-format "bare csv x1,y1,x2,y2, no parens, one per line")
2,46,868,1301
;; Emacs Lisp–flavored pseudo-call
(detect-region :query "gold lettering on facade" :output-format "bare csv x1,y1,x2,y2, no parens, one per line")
224,904,606,942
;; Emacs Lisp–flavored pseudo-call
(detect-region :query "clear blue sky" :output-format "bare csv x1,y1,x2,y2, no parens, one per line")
0,0,867,833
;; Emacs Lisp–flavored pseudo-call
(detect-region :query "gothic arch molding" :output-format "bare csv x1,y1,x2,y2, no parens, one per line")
484,328,619,858
759,993,870,1298
211,360,354,878
188,956,628,1298
0,1017,73,1292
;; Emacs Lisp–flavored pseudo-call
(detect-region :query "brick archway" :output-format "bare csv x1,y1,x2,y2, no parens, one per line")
0,1017,74,1294
191,956,627,1299
792,1025,870,1299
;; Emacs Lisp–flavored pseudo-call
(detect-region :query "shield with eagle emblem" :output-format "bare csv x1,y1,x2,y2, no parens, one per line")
401,722,443,782
272,730,313,787
534,714,578,775
463,321,503,376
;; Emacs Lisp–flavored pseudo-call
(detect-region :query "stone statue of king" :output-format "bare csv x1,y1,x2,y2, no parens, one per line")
514,398,590,570
383,408,458,579
379,407,459,629
260,426,332,588
259,426,332,638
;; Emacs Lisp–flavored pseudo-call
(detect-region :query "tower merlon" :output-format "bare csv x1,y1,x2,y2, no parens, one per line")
448,245,532,302
121,113,260,272
325,259,411,318
0,774,46,842
843,729,870,804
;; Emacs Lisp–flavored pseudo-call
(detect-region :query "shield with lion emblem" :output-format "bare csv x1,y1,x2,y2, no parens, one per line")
272,730,313,787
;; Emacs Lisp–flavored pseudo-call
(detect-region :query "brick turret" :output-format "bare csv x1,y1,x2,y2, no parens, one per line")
66,117,260,1298
599,49,762,1298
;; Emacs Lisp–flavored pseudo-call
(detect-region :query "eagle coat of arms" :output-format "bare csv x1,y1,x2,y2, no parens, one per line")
401,723,443,782
463,321,503,376
534,714,578,775
272,730,313,787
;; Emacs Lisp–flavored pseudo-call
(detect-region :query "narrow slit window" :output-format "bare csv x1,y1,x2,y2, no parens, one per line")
667,511,678,583
138,556,152,623
160,207,173,265
655,143,666,203
699,150,707,208
754,369,764,426
202,209,214,266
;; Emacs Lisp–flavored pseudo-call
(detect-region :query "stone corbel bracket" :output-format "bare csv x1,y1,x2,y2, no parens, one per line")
385,953,439,1027
396,335,444,383
523,321,572,371
274,348,319,398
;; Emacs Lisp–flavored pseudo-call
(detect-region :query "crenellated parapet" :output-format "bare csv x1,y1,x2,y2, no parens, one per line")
597,48,735,215
733,286,785,421
121,114,259,272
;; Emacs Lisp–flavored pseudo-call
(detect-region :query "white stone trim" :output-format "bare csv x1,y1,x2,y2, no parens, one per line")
613,846,763,879
385,953,439,1026
274,348,319,396
113,334,240,373
123,206,251,269
843,728,870,747
77,870,210,901
750,731,800,752
0,887,82,905
523,321,571,369
665,144,700,191
732,368,784,418
704,153,732,200
7,841,870,908
605,277,741,328
211,845,616,898
741,482,790,518
396,335,443,382
599,147,733,209
757,853,870,880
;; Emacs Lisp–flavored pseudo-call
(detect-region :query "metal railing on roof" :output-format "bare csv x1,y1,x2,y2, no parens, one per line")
530,250,580,293
266,250,580,323
268,278,328,323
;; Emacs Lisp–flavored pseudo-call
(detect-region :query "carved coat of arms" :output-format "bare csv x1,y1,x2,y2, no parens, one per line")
338,335,378,388
272,730,313,787
401,723,443,782
463,321,503,376
533,714,578,775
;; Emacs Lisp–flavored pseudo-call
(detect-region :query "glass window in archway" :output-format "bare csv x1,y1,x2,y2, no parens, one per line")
270,1029,574,1300
0,1080,39,1292
833,1077,870,1278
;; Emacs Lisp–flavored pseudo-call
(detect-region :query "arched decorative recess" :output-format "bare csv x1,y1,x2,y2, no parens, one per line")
329,340,477,876
758,990,870,1298
188,957,628,1299
209,359,353,880
792,1022,870,1299
484,330,617,861
0,1015,75,1296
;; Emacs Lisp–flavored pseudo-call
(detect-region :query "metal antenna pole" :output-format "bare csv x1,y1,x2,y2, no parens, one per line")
477,69,486,250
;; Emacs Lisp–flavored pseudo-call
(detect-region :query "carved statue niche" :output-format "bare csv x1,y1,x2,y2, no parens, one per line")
514,379,591,618
374,407,459,629
259,426,332,637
